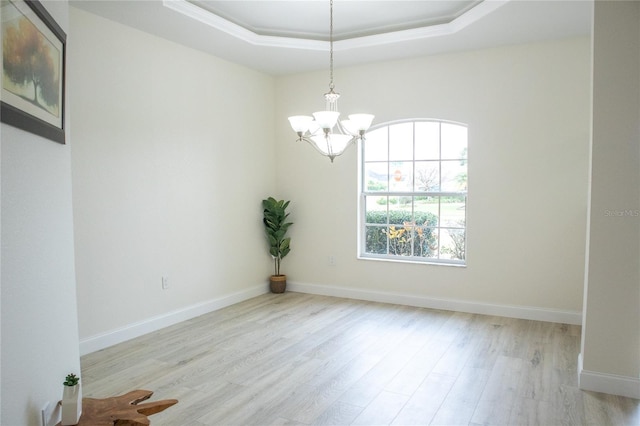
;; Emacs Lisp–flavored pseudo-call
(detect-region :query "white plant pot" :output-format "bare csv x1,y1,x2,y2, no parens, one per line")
61,383,82,425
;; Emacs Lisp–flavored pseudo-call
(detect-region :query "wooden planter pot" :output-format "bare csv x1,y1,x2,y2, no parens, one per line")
269,275,286,293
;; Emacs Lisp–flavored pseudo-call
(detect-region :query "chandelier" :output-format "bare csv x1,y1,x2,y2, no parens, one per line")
287,0,374,163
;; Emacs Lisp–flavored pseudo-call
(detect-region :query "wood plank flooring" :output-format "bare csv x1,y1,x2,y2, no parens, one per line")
80,292,640,425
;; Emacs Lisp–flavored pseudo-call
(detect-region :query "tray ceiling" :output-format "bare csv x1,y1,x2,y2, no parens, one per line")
70,0,592,75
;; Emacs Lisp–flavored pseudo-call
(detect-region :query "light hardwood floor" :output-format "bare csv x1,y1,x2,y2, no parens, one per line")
81,292,640,425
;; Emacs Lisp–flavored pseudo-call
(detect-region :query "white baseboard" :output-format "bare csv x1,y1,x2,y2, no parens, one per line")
287,281,583,325
80,280,582,356
578,354,640,399
79,284,269,355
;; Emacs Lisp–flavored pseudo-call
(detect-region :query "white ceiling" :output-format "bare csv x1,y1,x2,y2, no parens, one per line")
70,0,592,76
187,0,482,40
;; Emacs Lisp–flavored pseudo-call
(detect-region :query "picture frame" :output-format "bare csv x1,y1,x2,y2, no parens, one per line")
1,0,66,144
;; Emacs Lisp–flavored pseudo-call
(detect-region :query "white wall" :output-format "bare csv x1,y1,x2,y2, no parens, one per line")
69,8,276,351
276,37,591,322
580,0,640,399
1,2,81,424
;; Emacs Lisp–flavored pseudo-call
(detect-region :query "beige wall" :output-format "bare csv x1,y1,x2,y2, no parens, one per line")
69,8,276,344
276,37,591,319
1,2,81,424
69,8,593,354
580,0,640,398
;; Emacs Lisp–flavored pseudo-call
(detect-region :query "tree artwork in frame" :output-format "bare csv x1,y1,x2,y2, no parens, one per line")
1,0,66,144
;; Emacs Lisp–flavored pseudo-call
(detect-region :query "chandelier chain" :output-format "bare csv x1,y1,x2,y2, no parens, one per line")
329,0,334,90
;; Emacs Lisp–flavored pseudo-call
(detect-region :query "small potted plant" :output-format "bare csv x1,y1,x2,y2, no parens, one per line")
262,197,293,293
61,373,82,425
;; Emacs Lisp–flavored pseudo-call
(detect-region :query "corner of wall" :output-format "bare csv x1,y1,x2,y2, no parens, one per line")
578,353,640,399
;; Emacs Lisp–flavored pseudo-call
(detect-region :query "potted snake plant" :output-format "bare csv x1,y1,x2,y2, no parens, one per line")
262,197,292,293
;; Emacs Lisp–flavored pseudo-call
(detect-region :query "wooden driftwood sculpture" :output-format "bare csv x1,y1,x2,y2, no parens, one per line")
57,389,178,426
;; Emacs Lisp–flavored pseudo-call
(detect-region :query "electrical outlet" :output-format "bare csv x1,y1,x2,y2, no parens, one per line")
328,255,336,266
41,401,58,426
162,276,169,289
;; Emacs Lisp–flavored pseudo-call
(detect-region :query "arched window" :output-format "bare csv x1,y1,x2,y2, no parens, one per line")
358,119,467,265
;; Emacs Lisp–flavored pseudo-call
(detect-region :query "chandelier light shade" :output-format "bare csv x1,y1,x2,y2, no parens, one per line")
287,0,374,162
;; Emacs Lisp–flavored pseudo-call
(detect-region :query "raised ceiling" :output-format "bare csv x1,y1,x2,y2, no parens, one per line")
187,0,482,41
70,0,592,76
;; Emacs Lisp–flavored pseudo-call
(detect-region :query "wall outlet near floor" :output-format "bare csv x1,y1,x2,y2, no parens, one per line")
162,276,169,289
328,255,336,266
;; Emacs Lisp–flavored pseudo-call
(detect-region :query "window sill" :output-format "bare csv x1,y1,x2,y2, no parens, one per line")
357,254,466,267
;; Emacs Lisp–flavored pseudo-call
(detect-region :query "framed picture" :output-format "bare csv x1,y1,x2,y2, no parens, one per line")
1,0,66,144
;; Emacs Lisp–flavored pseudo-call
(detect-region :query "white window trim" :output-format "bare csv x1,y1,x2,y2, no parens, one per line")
357,118,467,266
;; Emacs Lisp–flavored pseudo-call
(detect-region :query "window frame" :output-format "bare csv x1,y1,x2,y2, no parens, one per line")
357,118,468,266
